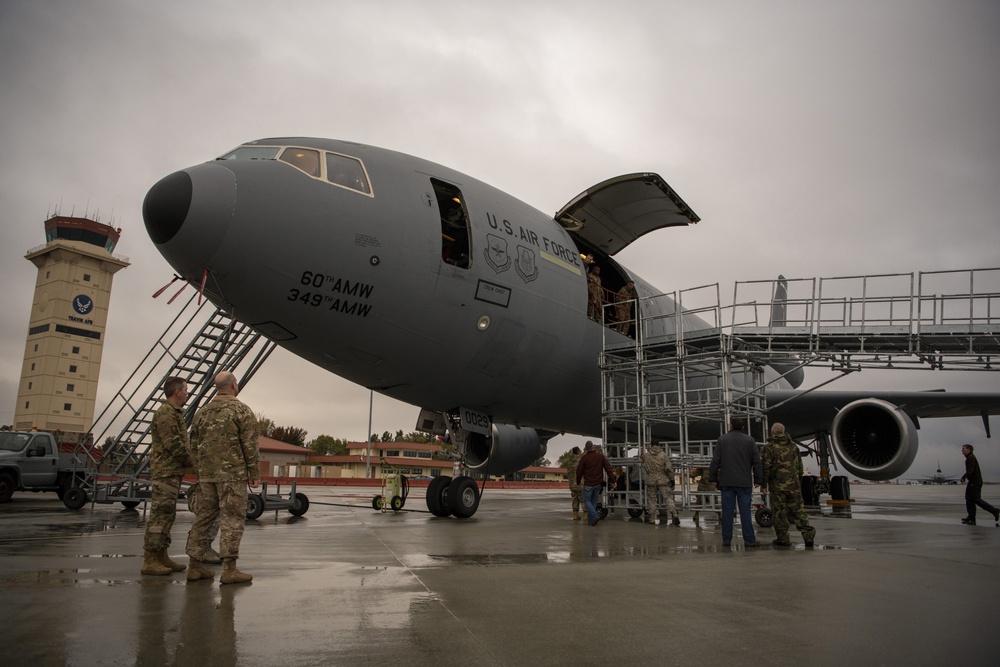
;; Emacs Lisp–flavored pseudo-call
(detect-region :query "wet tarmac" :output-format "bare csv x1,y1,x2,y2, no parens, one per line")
2,484,999,666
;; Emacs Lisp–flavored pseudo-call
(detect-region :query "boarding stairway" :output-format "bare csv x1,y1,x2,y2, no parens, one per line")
65,293,277,509
599,268,1000,520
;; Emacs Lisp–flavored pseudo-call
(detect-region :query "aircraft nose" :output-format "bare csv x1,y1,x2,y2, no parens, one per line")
143,170,192,245
142,163,236,278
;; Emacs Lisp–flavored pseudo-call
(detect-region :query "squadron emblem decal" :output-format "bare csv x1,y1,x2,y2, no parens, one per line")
514,245,539,283
484,233,512,273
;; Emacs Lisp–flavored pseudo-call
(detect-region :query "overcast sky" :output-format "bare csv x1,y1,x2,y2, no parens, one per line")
1,1,998,479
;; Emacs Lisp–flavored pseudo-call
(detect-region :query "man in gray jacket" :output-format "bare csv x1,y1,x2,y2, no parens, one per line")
709,418,763,547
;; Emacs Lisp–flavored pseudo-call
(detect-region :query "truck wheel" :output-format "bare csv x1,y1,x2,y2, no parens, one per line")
0,472,15,503
64,487,88,510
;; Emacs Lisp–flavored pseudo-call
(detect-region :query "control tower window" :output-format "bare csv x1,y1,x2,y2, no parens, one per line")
326,153,372,194
432,179,471,269
279,148,321,177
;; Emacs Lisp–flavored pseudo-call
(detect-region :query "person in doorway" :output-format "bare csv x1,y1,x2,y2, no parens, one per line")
615,280,638,335
709,418,762,547
141,376,194,576
185,372,260,584
576,440,614,526
587,265,604,322
761,423,816,547
960,444,999,526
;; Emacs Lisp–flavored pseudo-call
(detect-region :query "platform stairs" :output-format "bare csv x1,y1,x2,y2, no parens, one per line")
67,293,277,508
599,268,1000,520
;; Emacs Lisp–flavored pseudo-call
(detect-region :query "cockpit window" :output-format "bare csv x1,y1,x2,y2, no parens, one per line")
219,146,280,160
218,143,374,197
326,153,371,194
279,148,321,178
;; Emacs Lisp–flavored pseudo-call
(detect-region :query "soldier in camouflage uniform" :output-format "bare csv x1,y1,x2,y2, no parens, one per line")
641,440,679,526
185,372,260,584
587,265,603,322
614,280,637,335
184,482,222,563
141,376,195,576
761,423,816,547
566,446,583,520
691,467,722,524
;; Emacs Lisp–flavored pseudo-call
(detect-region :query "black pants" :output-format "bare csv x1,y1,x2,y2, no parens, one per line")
965,483,998,520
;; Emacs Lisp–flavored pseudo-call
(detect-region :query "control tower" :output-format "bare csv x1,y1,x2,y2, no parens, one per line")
13,216,130,437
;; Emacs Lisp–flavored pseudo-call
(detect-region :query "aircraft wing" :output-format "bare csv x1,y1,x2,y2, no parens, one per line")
766,389,1000,434
555,173,700,255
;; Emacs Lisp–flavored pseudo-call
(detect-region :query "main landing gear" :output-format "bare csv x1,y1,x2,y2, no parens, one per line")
426,475,481,519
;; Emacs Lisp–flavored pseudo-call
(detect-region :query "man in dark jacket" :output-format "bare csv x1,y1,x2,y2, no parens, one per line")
960,444,999,526
576,441,614,526
709,418,762,547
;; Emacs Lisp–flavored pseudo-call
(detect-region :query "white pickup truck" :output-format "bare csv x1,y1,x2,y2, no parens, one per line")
0,430,87,506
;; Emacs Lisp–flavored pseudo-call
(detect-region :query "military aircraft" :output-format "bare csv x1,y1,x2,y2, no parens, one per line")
915,462,961,485
142,137,998,518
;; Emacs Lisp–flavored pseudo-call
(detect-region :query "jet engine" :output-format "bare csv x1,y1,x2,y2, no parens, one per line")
830,398,919,481
464,423,547,476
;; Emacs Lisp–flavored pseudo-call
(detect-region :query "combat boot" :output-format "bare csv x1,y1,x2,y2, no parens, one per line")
573,510,581,521
156,549,187,572
141,549,172,576
202,547,223,564
220,558,252,585
186,559,216,582
672,515,681,526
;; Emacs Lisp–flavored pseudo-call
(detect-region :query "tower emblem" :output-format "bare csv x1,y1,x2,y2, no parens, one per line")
73,295,94,315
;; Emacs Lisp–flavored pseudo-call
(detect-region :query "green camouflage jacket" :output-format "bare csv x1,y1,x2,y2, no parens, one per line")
190,394,260,482
761,433,803,491
642,447,673,484
149,400,193,478
566,452,583,490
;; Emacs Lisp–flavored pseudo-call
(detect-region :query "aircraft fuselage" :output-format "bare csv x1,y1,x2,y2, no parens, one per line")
143,138,788,438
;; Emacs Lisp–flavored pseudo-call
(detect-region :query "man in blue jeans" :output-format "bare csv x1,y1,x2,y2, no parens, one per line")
576,441,615,526
709,418,763,547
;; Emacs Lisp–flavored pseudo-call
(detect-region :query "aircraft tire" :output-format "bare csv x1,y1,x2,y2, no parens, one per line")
289,492,309,516
246,493,265,520
63,487,87,510
755,507,773,528
448,476,480,519
830,476,850,501
800,475,820,506
426,476,452,517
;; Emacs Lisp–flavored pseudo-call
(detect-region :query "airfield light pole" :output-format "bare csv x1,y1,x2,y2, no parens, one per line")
365,390,373,478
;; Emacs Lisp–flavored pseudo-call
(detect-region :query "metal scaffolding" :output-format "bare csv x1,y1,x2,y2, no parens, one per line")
66,293,277,509
600,268,1000,520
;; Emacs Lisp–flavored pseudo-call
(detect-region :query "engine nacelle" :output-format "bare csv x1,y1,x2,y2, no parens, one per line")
830,398,919,481
465,423,547,476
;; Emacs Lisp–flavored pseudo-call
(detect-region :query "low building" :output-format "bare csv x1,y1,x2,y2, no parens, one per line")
258,436,311,477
